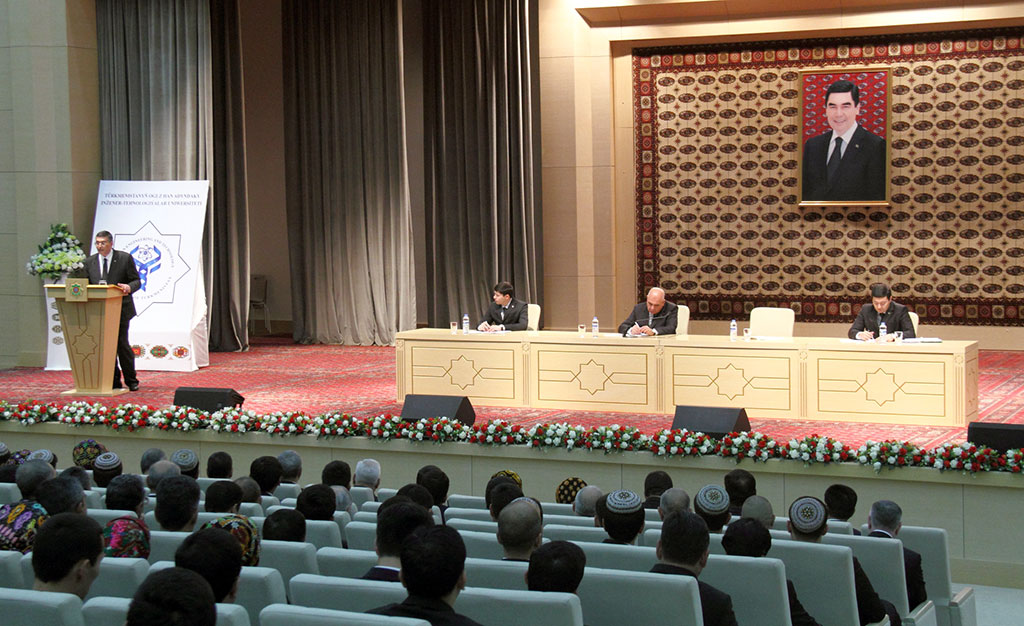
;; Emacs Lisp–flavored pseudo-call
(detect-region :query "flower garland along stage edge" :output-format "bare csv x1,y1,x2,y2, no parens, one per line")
26,223,86,280
1,400,1020,476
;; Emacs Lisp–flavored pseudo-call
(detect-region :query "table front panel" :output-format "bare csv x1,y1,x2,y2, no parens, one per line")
532,344,659,412
664,346,799,417
408,343,523,405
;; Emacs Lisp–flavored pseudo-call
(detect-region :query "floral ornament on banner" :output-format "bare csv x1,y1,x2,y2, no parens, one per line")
526,422,588,451
716,431,787,462
470,420,528,445
788,434,854,465
923,443,1001,474
26,223,86,280
857,440,925,472
650,429,715,457
584,424,650,453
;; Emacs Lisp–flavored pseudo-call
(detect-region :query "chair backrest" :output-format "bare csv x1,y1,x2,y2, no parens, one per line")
376,488,398,501
443,507,493,522
196,477,220,492
701,554,790,626
749,306,795,338
83,491,103,510
527,303,541,331
0,550,24,588
303,519,344,549
539,502,574,516
352,510,377,523
238,501,263,518
828,520,855,535
0,587,85,626
0,483,21,505
273,483,302,501
677,304,691,335
85,557,149,600
217,602,253,626
345,521,377,551
576,566,701,626
147,530,189,563
359,500,381,513
767,538,860,626
259,603,431,626
86,509,137,529
455,529,505,560
884,525,951,607
463,557,528,590
447,494,486,509
290,574,406,612
316,547,379,579
541,513,599,527
824,532,910,615
18,553,31,589
260,495,281,514
250,274,268,304
447,518,497,534
577,542,658,572
349,487,376,509
456,587,583,626
82,596,130,626
259,540,319,595
909,311,920,335
543,524,613,544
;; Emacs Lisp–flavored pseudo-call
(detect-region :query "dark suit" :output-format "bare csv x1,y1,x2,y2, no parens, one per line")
361,566,401,582
618,301,679,336
848,302,916,340
479,297,528,331
368,594,484,626
83,249,141,387
869,530,927,610
802,125,886,202
853,556,901,626
649,563,738,626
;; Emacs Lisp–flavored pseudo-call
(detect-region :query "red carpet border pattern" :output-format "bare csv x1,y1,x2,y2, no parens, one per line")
2,340,1023,449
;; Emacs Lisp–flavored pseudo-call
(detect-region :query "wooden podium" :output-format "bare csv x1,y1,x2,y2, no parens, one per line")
44,283,129,396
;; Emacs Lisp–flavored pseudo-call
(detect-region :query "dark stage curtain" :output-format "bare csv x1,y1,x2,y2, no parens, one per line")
421,0,542,327
96,0,250,352
282,0,415,345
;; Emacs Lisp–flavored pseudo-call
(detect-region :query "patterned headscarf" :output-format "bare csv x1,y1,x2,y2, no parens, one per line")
0,500,48,553
103,515,151,558
7,449,31,466
201,514,261,566
72,439,108,469
491,469,522,488
555,477,587,504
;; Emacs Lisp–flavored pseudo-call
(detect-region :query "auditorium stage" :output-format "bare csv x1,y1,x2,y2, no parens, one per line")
1,338,1023,449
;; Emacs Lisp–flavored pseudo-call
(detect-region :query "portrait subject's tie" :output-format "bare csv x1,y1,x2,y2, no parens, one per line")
827,137,843,182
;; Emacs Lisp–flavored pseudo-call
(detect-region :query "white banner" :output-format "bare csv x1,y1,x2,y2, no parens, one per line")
92,180,210,372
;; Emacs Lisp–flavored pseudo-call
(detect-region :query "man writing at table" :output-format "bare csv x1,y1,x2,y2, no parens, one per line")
848,284,915,342
478,281,528,332
618,287,678,336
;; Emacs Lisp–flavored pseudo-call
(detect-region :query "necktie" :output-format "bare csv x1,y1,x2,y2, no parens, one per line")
648,313,653,326
827,137,843,182
501,307,507,321
101,256,108,281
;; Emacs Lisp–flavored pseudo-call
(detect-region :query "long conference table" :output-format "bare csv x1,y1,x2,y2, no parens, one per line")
395,329,978,427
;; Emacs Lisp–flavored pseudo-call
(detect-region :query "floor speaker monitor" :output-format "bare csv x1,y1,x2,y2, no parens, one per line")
967,422,1024,453
173,387,245,413
671,405,750,439
400,394,476,426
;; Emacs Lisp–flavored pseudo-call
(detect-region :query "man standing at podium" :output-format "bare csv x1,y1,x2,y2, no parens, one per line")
85,231,141,391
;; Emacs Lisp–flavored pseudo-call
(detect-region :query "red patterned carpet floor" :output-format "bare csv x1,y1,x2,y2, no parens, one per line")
2,339,1022,449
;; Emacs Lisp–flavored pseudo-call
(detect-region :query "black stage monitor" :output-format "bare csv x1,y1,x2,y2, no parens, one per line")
173,387,245,413
671,405,750,439
400,394,476,426
967,422,1024,453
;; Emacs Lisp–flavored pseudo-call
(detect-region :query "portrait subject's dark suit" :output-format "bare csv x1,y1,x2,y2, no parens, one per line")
617,301,679,336
802,125,887,202
848,302,916,340
83,249,141,387
479,297,528,331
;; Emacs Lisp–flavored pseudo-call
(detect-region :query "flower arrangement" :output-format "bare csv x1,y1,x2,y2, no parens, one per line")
26,223,86,280
2,399,1023,476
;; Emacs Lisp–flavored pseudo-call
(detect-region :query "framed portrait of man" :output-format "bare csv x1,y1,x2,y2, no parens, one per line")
799,67,891,206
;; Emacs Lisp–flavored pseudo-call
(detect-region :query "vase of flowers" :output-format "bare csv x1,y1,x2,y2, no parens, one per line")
26,223,87,370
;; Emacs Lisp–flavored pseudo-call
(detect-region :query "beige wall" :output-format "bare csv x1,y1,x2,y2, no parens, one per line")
539,0,1024,349
0,0,100,368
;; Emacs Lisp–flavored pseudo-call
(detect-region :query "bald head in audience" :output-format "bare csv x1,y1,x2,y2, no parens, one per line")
497,497,543,561
740,495,775,530
147,459,181,490
573,485,603,518
658,487,691,519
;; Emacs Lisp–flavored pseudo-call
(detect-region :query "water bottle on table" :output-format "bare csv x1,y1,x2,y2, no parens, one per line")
729,319,737,341
879,321,887,340
592,316,599,338
462,313,470,335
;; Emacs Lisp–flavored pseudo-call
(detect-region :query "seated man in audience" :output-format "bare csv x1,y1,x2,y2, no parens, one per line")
170,448,200,479
205,480,244,514
788,496,900,626
659,487,691,519
417,464,450,512
296,483,338,521
497,497,543,561
365,496,435,581
175,527,243,603
322,459,352,489
147,459,181,491
526,540,586,594
694,484,731,532
15,458,56,500
573,485,603,519
484,474,517,509
723,518,820,626
367,526,483,626
127,567,216,626
397,482,436,511
652,511,738,626
643,470,673,509
60,465,93,491
206,451,233,478
155,475,201,532
601,489,645,545
32,512,104,599
488,481,524,521
278,450,303,485
263,508,307,542
740,495,775,530
249,455,284,497
354,458,382,499
103,474,150,558
234,476,261,504
92,451,124,487
724,469,756,515
139,447,166,474
36,476,87,516
868,499,927,610
824,483,861,534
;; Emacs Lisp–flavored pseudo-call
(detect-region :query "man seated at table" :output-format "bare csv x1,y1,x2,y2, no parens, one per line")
848,284,915,341
618,287,678,336
478,281,529,332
